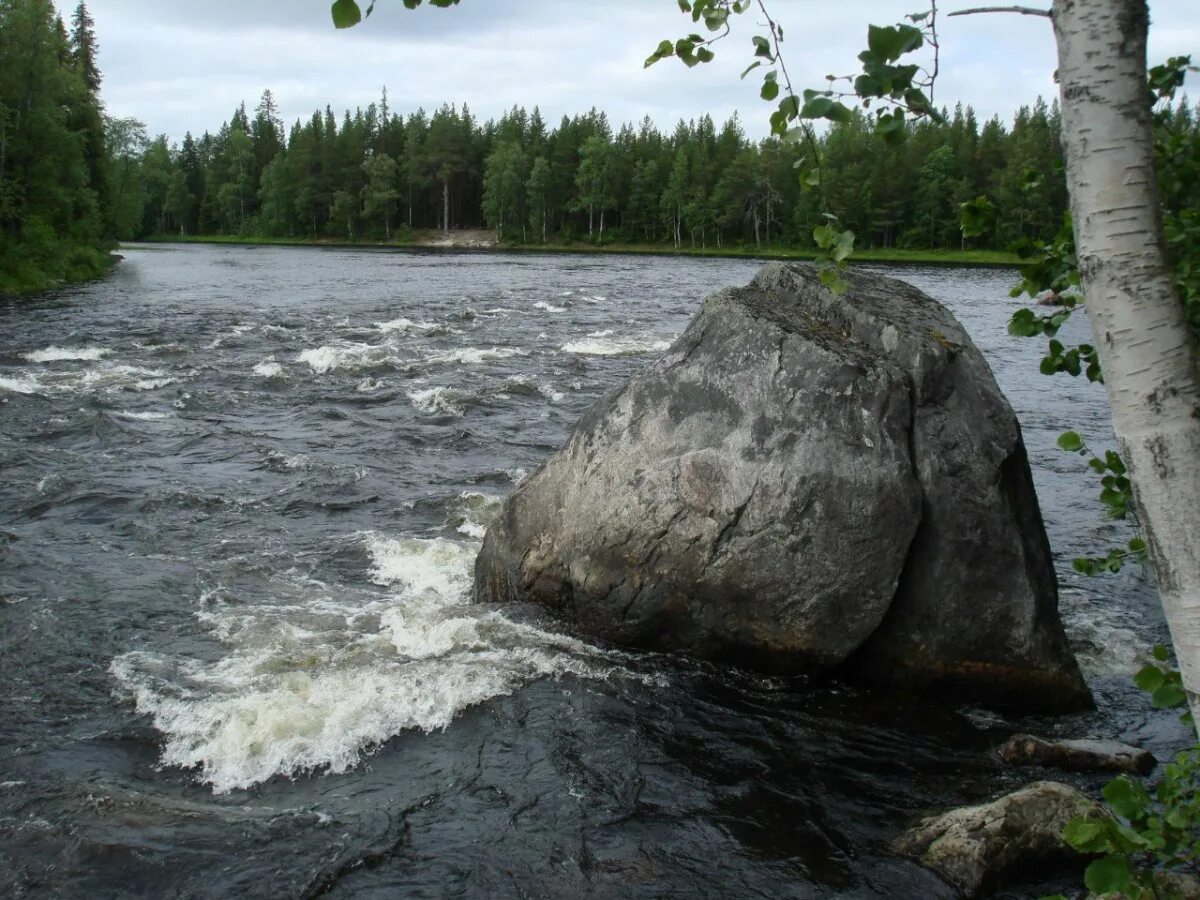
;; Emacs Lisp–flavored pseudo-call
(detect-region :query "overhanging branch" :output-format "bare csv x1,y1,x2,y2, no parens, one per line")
947,5,1051,18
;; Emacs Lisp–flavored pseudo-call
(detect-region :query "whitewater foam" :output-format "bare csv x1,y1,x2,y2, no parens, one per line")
296,342,401,375
114,410,173,421
561,332,673,356
533,301,566,314
23,346,110,363
109,533,633,793
426,347,525,366
253,359,285,378
0,364,179,396
407,386,464,417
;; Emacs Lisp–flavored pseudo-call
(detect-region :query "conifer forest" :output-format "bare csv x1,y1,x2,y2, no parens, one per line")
1,0,1197,290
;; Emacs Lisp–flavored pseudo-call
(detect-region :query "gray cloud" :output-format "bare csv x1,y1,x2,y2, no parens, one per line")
68,1,1196,143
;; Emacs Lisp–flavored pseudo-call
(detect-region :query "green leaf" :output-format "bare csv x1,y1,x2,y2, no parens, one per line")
866,24,924,63
1152,644,1171,662
331,0,363,29
1134,665,1166,692
1063,819,1106,851
645,39,675,67
1057,431,1084,453
1083,855,1133,895
1103,777,1150,820
1153,681,1187,709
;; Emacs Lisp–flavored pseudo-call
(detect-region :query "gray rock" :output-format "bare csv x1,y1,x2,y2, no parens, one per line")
895,781,1100,896
476,262,1090,709
998,734,1156,775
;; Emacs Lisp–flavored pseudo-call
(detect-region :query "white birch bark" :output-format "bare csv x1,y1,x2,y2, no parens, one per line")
1053,0,1200,728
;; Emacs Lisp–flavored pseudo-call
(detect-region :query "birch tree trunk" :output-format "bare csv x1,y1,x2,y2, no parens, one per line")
1054,0,1200,728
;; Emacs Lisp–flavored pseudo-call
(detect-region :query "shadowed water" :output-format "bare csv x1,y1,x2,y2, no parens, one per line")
0,245,1188,897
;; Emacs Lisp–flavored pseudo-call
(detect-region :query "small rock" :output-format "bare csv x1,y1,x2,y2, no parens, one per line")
998,734,1156,775
1035,289,1062,306
895,781,1101,897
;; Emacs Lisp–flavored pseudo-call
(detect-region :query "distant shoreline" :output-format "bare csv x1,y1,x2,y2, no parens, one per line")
131,232,1021,269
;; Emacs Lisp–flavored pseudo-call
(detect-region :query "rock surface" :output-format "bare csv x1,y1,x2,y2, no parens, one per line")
475,262,1090,709
998,734,1156,774
895,781,1100,896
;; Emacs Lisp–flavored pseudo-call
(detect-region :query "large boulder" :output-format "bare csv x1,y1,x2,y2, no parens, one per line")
476,263,1090,710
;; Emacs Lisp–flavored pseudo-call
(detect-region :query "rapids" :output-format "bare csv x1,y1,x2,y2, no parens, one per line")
0,244,1188,897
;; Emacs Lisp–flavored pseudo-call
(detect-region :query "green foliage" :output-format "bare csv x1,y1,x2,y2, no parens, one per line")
0,0,113,293
999,57,1199,585
331,0,460,29
1049,645,1198,900
1061,746,1200,895
1052,431,1142,573
1134,645,1193,718
1151,57,1200,343
812,215,854,294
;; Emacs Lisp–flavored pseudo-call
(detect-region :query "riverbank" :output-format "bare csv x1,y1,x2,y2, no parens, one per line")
136,231,1021,267
0,244,119,297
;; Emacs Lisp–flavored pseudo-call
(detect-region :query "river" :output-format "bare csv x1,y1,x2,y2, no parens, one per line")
0,244,1189,898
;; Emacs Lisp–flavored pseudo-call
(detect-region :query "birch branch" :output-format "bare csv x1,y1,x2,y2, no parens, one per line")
947,6,1051,17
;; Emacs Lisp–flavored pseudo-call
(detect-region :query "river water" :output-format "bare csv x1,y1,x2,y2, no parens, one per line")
0,245,1189,898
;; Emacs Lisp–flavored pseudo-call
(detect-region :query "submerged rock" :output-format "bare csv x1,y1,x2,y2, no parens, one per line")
895,781,1099,896
998,734,1156,775
475,262,1090,710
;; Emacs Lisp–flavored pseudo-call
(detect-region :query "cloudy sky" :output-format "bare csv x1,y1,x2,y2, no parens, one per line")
66,0,1197,143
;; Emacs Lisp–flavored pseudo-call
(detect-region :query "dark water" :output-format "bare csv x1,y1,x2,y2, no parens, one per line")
0,245,1188,898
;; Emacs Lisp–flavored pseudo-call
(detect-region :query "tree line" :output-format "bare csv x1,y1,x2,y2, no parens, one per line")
113,86,1175,254
2,0,1196,294
0,0,111,292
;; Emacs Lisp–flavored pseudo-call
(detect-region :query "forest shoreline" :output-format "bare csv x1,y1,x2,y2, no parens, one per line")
0,249,120,298
133,232,1022,268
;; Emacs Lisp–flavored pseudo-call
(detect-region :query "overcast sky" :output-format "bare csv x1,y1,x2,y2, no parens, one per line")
64,1,1197,143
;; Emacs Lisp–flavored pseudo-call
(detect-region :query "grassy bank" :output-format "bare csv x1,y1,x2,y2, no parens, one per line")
136,232,1020,268
0,243,119,296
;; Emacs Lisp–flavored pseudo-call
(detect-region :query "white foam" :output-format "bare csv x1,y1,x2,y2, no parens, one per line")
115,410,172,421
561,332,672,356
0,365,178,396
426,346,525,366
296,342,399,375
109,534,638,793
205,324,255,349
454,491,503,539
374,316,416,333
23,346,110,363
533,301,566,314
375,317,441,335
266,450,312,470
0,375,40,395
253,358,285,378
407,386,464,417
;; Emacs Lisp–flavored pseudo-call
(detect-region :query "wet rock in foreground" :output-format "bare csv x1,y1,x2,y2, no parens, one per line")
894,781,1099,897
998,734,1156,775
